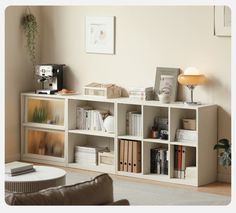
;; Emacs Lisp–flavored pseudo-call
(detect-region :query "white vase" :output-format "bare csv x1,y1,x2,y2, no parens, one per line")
158,93,171,103
103,116,114,133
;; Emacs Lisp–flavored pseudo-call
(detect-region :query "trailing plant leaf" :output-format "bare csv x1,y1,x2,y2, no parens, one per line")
22,11,38,67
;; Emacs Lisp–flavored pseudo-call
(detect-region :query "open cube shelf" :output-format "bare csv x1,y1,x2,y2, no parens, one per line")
21,93,217,186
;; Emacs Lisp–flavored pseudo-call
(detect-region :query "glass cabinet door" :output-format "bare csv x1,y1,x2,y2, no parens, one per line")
26,128,64,158
26,98,64,126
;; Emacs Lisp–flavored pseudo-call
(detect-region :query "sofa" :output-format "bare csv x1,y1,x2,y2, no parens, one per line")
5,173,129,205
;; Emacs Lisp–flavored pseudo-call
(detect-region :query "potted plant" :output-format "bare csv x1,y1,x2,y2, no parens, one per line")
22,7,38,68
214,138,231,167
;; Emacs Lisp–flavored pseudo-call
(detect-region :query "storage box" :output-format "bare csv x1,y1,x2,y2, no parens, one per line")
84,83,121,98
98,151,114,166
182,119,196,130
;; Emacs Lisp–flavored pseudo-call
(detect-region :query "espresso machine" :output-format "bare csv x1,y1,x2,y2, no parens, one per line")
35,64,65,94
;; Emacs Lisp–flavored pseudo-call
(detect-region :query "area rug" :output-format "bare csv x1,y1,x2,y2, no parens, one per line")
65,171,231,205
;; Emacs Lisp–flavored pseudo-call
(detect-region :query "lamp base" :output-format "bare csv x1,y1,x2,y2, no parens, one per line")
184,101,202,105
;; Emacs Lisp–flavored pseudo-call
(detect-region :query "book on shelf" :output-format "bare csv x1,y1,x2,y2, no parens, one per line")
128,87,154,100
74,145,108,165
119,140,141,173
132,141,141,173
123,140,129,172
5,161,34,175
128,140,133,172
119,140,125,171
126,111,142,136
175,129,197,142
76,106,109,132
150,147,168,175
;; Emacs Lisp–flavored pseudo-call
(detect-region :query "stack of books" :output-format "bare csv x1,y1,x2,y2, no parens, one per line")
174,145,196,179
126,111,142,136
76,106,109,131
150,148,168,175
74,145,108,166
128,87,154,100
119,140,141,173
5,161,35,176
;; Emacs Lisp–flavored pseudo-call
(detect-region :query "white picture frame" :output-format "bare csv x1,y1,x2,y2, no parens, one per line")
214,6,231,37
154,67,180,102
85,16,115,54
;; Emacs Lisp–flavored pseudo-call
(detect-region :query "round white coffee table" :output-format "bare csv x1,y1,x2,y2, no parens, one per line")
5,165,66,193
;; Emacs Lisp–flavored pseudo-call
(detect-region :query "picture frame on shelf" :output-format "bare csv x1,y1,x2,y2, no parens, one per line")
154,67,180,102
214,6,231,37
85,16,115,54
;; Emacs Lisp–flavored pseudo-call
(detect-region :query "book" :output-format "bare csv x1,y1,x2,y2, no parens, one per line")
177,146,182,178
132,141,141,173
8,168,36,176
123,140,129,172
5,161,33,174
174,146,178,177
119,140,125,171
128,141,133,172
176,129,197,142
181,146,186,178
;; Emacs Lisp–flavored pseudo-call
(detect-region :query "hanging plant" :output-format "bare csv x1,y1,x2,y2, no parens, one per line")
22,7,38,67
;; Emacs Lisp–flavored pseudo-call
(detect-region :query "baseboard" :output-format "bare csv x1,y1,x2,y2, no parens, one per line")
217,173,231,183
5,153,21,163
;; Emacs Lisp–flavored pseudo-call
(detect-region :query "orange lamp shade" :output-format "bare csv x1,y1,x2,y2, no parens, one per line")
178,74,206,86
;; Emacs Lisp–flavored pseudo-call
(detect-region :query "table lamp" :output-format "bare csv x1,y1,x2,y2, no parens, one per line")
178,67,206,105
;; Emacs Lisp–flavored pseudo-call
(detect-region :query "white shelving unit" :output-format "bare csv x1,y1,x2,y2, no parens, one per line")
21,93,217,186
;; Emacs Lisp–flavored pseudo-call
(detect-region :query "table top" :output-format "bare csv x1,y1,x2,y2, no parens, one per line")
5,165,66,182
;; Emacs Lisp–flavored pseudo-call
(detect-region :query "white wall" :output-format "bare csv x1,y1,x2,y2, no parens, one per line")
5,6,41,162
39,6,231,181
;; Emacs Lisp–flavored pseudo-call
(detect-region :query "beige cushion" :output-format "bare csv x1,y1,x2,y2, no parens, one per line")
5,173,114,205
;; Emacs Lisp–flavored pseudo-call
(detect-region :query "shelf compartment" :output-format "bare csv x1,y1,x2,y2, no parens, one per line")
169,108,197,142
23,122,65,131
169,144,197,181
25,97,64,126
143,141,168,176
69,129,115,138
143,105,169,139
25,128,65,159
68,134,115,171
117,103,142,136
118,139,142,173
68,99,115,132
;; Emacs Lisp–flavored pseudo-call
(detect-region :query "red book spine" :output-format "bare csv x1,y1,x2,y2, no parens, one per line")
178,145,182,178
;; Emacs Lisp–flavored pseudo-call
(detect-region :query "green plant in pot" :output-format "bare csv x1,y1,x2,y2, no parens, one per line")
22,7,38,68
214,138,231,167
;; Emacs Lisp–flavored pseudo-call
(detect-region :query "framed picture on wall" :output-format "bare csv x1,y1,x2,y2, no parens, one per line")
214,6,231,37
154,67,180,102
85,16,115,54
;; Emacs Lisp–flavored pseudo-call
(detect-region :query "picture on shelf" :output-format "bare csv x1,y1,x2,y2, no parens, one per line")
154,67,180,102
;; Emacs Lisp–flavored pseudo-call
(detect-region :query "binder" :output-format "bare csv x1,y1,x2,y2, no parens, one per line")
177,145,182,178
181,146,186,179
174,146,178,177
132,141,141,173
119,140,125,171
128,141,133,172
123,140,129,172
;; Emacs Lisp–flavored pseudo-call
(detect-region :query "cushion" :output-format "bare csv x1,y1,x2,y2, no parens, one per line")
5,173,114,205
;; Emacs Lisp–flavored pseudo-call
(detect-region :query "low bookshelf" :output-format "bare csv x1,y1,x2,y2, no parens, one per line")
21,93,217,186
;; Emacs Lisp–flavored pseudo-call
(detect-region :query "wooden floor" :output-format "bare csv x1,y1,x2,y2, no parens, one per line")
57,167,231,196
39,163,231,197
